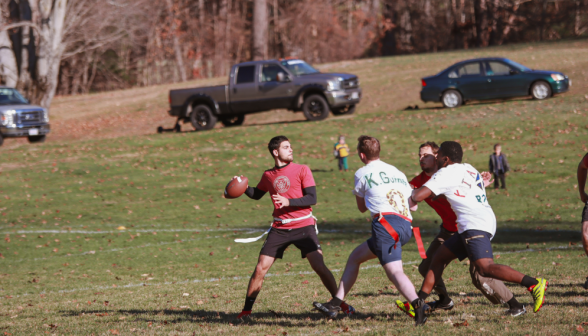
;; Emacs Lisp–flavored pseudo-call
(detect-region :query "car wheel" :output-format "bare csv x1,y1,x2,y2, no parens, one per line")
190,104,217,131
303,94,330,121
332,104,356,116
28,135,46,143
221,115,245,127
441,90,463,108
531,81,552,100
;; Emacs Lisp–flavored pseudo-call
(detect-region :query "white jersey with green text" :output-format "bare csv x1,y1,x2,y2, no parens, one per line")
424,163,496,236
353,159,413,220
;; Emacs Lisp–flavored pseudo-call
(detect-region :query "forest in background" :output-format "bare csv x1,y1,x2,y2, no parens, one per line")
1,0,587,103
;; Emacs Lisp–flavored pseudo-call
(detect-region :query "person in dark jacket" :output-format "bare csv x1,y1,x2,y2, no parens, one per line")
489,144,510,189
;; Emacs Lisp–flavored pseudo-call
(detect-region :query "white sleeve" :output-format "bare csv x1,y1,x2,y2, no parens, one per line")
352,172,365,198
423,169,454,196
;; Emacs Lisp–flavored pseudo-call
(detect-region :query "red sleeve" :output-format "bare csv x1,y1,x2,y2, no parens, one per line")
300,165,316,189
409,175,421,189
256,172,270,192
583,153,588,167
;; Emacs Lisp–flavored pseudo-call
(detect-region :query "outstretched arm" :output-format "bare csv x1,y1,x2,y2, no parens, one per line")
245,186,267,200
411,186,435,203
578,155,588,203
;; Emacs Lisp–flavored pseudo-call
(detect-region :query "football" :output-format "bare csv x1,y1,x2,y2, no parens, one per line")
224,175,248,199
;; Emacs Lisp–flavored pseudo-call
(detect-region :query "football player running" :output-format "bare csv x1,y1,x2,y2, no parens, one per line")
313,135,430,326
235,136,355,319
396,141,526,318
411,141,548,314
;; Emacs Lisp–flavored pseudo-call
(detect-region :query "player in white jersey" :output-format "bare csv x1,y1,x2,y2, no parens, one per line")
410,141,548,314
313,135,430,326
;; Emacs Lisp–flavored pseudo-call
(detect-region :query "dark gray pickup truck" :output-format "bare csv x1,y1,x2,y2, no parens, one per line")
167,59,362,130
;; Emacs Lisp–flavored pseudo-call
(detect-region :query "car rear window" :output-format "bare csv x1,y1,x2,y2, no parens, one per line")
458,63,482,77
236,66,256,84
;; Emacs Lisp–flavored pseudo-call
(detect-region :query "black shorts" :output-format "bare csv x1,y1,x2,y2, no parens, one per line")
260,225,320,259
443,229,494,262
582,204,588,223
367,214,412,266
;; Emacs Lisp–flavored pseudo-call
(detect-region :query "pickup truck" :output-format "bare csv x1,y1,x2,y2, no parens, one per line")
167,59,362,130
0,87,50,146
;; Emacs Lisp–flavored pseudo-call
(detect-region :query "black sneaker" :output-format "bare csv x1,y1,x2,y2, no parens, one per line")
427,299,454,312
312,301,340,319
583,278,588,290
413,299,431,326
505,305,526,317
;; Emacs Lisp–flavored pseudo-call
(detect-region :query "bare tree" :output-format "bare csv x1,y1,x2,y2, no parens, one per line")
252,0,267,60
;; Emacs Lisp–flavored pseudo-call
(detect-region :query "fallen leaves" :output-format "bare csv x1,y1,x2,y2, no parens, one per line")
454,320,469,327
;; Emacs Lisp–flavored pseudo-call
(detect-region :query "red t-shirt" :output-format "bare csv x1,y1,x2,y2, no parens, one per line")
256,163,316,229
410,171,458,232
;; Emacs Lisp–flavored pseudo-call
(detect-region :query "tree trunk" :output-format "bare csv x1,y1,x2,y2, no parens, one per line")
165,0,187,82
473,0,488,47
252,0,268,60
37,0,68,108
0,8,18,87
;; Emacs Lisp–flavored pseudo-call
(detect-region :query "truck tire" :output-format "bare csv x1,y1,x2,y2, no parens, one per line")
332,104,356,116
28,135,46,143
190,104,217,131
302,94,330,121
221,115,245,127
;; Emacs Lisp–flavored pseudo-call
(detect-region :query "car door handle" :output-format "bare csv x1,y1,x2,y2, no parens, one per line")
487,79,492,82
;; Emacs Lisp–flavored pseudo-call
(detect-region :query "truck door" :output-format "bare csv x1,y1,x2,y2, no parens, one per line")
258,63,295,110
230,65,259,113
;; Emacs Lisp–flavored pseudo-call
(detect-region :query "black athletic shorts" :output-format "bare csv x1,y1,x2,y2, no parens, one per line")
582,204,588,223
443,229,494,262
260,225,320,259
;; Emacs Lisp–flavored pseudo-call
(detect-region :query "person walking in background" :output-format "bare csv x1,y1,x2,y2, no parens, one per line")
489,144,510,189
335,136,350,172
576,152,588,290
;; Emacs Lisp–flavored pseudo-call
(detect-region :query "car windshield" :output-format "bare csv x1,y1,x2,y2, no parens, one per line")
0,88,28,105
280,60,320,76
503,59,531,72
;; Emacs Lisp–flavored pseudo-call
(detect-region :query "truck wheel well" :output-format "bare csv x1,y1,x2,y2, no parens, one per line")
187,100,215,117
300,90,328,108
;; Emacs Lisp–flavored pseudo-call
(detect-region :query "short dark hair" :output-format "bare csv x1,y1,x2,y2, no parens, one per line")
357,135,380,160
268,135,289,156
438,141,463,163
419,141,439,154
494,143,501,149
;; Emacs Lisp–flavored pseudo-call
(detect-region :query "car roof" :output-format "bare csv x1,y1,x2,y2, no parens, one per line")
234,59,284,67
451,57,511,67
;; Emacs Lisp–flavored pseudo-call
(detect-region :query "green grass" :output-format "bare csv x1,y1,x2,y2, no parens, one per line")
1,40,588,335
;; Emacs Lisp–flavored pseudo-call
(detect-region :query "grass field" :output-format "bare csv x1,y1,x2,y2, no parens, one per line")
1,40,588,335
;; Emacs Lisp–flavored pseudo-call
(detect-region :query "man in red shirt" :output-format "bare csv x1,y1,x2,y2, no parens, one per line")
576,153,588,289
236,136,354,319
399,141,525,317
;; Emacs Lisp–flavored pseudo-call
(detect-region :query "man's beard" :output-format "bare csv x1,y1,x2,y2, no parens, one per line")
279,153,293,163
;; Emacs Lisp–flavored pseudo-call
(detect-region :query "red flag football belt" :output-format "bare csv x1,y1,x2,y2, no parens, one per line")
373,213,427,259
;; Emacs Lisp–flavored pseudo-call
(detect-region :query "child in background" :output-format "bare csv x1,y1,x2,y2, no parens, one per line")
334,136,350,172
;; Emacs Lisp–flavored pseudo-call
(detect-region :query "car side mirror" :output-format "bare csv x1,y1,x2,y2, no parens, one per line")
509,69,518,75
277,72,290,82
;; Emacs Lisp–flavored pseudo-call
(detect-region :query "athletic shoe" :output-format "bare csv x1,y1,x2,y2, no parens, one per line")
340,302,356,317
528,278,548,313
505,306,526,317
237,310,251,319
395,300,415,318
427,299,454,312
583,278,588,290
312,301,341,319
413,299,430,326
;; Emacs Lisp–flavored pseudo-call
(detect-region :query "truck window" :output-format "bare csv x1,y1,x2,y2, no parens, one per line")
236,66,256,84
261,64,283,82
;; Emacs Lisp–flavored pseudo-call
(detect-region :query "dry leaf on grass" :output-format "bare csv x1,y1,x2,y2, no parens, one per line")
454,320,469,327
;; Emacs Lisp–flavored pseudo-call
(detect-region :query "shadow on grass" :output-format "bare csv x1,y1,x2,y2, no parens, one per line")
58,308,398,326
